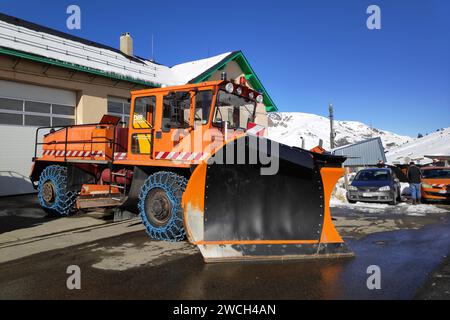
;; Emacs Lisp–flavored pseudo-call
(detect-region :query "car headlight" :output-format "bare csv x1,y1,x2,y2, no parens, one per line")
236,87,242,95
422,183,432,188
256,94,264,103
348,186,357,191
379,186,391,191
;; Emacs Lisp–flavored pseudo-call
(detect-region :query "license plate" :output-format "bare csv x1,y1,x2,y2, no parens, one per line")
362,193,373,197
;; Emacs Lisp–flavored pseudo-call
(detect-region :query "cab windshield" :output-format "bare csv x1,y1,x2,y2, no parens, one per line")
212,90,256,130
354,169,391,181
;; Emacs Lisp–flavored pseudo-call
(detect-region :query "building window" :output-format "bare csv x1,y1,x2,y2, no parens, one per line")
0,96,75,127
107,97,131,125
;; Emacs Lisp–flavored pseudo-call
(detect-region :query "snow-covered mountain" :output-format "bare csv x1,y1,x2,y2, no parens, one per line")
386,127,450,164
267,112,412,151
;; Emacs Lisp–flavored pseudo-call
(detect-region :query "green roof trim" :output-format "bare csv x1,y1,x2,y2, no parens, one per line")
188,51,277,112
0,46,160,88
0,47,276,111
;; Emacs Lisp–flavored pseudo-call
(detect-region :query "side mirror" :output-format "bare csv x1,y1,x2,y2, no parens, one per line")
162,121,171,133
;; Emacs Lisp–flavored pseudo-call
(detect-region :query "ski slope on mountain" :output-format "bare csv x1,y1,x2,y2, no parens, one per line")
267,112,411,151
386,128,450,164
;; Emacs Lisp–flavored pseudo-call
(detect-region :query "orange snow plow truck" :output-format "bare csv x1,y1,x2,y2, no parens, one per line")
30,80,353,262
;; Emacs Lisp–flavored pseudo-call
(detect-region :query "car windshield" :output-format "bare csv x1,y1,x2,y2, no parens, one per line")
212,90,255,130
354,169,390,181
422,168,450,179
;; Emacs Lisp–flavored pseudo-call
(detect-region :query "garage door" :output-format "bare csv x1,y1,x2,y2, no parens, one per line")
0,80,76,196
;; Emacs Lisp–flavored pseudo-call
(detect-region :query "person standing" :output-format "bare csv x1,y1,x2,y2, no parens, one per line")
407,162,422,205
376,160,386,168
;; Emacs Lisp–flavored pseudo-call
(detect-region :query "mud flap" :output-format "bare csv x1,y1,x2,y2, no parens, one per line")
182,136,354,262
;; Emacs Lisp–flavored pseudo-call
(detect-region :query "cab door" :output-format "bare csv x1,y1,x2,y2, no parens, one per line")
128,96,156,158
152,91,193,159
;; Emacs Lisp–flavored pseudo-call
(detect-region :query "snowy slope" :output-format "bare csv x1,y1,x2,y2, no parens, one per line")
386,128,450,164
267,112,411,151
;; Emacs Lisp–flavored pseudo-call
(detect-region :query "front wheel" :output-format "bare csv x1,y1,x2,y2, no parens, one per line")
138,171,188,241
37,165,78,216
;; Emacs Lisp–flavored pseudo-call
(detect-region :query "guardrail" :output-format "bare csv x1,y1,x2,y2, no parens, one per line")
34,123,126,163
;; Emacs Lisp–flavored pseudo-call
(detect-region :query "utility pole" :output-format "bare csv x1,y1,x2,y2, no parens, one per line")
150,34,154,62
329,103,335,149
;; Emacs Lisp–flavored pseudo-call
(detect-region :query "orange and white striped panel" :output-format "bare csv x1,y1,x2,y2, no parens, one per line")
246,124,265,137
154,151,210,161
42,150,104,157
114,152,127,160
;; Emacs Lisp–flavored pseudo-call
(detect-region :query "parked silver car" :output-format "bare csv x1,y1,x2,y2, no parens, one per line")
347,168,401,205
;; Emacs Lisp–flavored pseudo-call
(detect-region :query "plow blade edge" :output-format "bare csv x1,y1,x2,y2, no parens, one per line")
182,136,354,262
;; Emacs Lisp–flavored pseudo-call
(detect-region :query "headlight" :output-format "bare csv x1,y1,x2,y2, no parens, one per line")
379,186,391,191
236,87,242,95
225,83,234,93
422,183,432,188
348,186,357,191
256,94,264,103
249,92,254,99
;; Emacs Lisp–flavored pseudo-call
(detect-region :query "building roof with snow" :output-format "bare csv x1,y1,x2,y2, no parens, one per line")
0,12,276,111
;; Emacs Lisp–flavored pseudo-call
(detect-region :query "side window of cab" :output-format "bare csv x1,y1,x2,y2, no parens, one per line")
194,90,213,126
162,91,191,132
133,96,156,129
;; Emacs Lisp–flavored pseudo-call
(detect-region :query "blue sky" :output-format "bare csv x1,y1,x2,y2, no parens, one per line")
1,0,449,136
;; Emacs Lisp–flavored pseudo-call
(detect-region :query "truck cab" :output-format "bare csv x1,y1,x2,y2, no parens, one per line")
126,80,264,164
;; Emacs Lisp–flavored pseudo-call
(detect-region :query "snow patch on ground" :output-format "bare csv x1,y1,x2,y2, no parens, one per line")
331,198,447,216
91,241,198,271
330,178,448,216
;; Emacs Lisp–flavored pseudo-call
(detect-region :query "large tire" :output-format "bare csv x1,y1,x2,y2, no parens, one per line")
138,171,188,241
37,165,78,216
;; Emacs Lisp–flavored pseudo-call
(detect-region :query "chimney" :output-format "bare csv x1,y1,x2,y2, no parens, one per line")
120,32,133,56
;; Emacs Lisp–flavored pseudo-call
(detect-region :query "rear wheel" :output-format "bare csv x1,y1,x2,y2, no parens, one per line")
138,171,188,241
37,165,78,216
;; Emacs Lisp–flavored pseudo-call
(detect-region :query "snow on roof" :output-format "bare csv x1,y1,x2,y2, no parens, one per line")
386,127,450,165
170,52,232,83
0,14,231,87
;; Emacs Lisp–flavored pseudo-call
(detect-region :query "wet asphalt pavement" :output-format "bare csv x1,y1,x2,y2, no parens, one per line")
0,195,449,299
